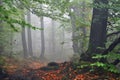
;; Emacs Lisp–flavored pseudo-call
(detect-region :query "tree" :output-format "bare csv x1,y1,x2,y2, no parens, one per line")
60,24,65,59
87,0,108,55
70,0,90,54
27,11,33,57
40,16,45,59
0,0,4,54
0,21,14,56
70,6,80,54
21,27,28,58
80,1,87,53
51,20,55,54
0,22,4,54
21,19,28,58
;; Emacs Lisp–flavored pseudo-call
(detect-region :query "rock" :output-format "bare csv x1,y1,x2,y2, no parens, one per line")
40,62,59,71
47,62,59,67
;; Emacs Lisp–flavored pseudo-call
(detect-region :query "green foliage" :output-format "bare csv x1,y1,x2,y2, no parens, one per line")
30,0,70,22
107,0,120,35
0,56,6,66
90,62,119,73
76,51,120,73
92,53,120,60
91,52,120,73
75,0,120,74
73,60,90,67
76,60,120,73
88,0,120,74
0,0,42,31
0,23,13,54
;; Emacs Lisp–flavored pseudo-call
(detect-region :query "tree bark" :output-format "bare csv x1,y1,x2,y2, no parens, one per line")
103,37,120,55
0,22,4,54
87,0,108,55
21,27,28,58
27,11,33,57
0,0,4,54
40,16,45,58
70,1,87,54
107,31,120,37
80,1,87,53
70,6,80,54
51,20,55,54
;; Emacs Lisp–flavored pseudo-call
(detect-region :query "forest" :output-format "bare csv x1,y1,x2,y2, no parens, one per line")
0,0,120,80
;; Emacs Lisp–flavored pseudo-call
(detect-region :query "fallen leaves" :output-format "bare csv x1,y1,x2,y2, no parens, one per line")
0,57,120,80
74,74,85,80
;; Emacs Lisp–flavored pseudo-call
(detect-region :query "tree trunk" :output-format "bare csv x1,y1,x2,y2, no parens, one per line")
9,31,13,57
0,1,4,54
40,16,45,58
51,20,55,54
21,27,28,58
60,25,65,60
27,11,33,57
70,2,87,54
70,6,79,54
80,1,87,53
0,23,4,54
87,0,108,55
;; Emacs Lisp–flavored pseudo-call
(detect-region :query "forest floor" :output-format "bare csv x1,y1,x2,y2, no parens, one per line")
0,56,120,80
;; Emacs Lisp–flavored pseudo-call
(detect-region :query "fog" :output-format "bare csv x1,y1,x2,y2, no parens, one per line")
12,13,74,62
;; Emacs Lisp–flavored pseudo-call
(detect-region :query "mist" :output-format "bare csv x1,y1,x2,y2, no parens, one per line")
11,13,74,62
1,0,120,79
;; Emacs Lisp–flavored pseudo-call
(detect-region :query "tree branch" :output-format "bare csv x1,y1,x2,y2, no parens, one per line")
103,36,120,55
100,36,120,65
107,31,120,37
